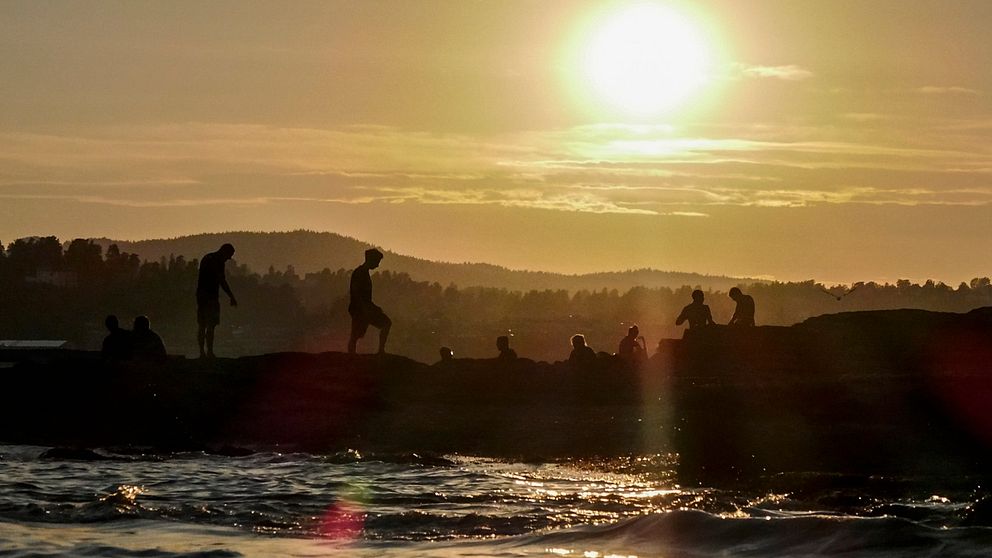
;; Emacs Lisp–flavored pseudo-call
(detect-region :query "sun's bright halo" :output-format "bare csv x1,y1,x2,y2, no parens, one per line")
583,3,712,117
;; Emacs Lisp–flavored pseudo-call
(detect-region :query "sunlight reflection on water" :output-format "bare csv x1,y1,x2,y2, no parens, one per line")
1,447,990,557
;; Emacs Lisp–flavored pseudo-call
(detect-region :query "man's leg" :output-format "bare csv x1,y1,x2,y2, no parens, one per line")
205,325,216,357
197,325,207,358
377,316,392,354
348,316,365,354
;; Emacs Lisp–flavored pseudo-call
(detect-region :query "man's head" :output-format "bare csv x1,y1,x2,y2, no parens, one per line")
496,335,510,351
692,289,705,303
729,287,742,301
364,248,384,269
627,325,639,338
219,243,236,260
571,334,586,349
439,346,453,361
133,315,151,332
105,314,119,331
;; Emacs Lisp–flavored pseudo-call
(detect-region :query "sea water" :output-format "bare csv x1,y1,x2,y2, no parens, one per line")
1,445,990,557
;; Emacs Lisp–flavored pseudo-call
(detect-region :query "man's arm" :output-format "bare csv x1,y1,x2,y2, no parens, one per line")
220,277,237,306
675,306,688,325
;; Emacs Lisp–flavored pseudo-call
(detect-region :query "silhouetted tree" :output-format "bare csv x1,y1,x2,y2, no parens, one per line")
64,239,104,277
6,236,64,277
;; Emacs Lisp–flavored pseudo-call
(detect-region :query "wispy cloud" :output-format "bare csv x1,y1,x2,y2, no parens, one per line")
841,113,890,122
2,117,992,215
738,64,814,81
918,86,980,95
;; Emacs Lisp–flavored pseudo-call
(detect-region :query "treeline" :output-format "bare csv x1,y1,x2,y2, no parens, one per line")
1,236,991,363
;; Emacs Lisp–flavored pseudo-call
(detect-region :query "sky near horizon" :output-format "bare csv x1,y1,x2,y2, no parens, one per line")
1,0,990,284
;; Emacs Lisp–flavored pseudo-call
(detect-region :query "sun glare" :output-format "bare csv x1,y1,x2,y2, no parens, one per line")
581,3,713,117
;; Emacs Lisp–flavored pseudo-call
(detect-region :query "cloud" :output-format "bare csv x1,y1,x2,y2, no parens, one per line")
354,186,658,215
841,113,889,122
738,64,814,81
918,86,980,95
2,118,992,216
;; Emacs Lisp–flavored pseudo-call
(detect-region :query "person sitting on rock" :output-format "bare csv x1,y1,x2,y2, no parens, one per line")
617,325,646,362
496,335,517,361
101,314,132,361
676,290,715,330
728,287,756,327
132,315,167,362
568,334,597,367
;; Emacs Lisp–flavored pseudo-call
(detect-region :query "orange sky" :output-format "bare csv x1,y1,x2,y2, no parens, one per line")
1,0,990,284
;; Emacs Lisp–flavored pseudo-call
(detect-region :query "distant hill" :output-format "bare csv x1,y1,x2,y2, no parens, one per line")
95,230,765,292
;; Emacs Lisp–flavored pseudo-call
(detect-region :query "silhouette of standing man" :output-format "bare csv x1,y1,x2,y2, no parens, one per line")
348,248,391,354
727,287,755,327
197,243,238,358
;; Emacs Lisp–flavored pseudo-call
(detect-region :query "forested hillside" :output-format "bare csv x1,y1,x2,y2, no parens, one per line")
96,230,763,293
2,235,990,363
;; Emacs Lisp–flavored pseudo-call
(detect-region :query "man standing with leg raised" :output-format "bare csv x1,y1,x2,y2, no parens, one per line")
348,248,391,354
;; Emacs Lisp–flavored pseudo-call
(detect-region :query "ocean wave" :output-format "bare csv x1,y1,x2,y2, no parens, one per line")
2,444,992,556
497,510,992,558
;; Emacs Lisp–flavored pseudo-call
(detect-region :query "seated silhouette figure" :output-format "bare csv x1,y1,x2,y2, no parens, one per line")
496,335,517,361
617,325,646,361
676,290,715,330
438,346,454,362
728,287,756,327
101,314,132,360
568,334,597,367
348,248,391,354
132,315,167,361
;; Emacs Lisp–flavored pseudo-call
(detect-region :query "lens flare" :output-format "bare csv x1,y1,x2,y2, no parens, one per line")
318,500,366,540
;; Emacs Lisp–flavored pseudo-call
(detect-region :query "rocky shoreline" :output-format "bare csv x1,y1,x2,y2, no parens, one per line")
2,308,990,484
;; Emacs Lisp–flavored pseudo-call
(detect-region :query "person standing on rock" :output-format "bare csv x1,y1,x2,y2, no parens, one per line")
196,243,238,358
348,248,391,354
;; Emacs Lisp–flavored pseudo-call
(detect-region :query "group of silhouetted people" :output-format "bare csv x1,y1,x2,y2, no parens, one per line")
433,287,757,367
100,242,239,361
677,287,755,329
428,287,759,366
347,249,758,360
101,314,167,362
100,240,755,362
101,243,394,360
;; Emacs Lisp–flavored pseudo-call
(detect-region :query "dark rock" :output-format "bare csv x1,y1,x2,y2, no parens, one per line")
1,308,990,485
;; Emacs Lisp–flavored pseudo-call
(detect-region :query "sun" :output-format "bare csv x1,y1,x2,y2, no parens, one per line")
581,3,713,117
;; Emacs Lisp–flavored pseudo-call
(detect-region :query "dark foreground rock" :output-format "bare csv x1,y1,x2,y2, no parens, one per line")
1,307,990,484
0,351,661,458
671,307,992,483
